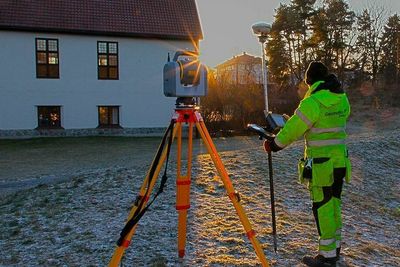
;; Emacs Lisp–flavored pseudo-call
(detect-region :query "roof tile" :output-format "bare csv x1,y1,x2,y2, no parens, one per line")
0,0,203,40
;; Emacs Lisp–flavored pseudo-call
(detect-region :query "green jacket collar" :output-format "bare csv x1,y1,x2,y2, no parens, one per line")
305,80,324,98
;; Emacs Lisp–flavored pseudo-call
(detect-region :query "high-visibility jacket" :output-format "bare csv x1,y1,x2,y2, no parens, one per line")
273,80,351,189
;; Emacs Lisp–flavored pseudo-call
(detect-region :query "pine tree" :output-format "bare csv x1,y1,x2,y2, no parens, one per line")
380,14,400,85
355,6,386,85
268,1,316,86
309,0,356,79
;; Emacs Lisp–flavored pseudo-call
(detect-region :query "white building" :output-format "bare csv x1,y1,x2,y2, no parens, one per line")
0,0,203,138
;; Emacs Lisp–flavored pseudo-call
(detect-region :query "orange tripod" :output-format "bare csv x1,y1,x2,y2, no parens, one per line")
109,105,270,267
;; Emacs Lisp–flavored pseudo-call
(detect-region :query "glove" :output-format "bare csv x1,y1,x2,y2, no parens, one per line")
283,113,291,121
263,140,272,152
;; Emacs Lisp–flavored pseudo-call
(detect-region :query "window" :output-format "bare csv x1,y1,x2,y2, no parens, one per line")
37,106,62,129
98,106,120,127
98,41,119,79
36,38,59,78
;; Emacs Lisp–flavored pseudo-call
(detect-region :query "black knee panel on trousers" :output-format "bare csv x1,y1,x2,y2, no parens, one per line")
312,167,346,235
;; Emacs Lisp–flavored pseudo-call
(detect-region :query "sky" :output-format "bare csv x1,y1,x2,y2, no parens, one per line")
196,0,400,68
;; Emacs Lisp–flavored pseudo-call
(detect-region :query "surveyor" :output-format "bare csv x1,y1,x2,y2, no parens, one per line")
264,61,351,267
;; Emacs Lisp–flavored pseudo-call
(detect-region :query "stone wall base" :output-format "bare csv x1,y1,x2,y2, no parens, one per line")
0,127,174,139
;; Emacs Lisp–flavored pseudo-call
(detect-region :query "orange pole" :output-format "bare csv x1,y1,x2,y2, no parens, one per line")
176,122,193,258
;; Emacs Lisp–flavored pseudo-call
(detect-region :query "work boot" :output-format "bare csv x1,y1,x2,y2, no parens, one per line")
302,254,337,267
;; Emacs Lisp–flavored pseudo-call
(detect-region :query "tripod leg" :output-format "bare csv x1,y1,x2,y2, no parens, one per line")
176,122,193,259
109,125,178,267
195,120,270,267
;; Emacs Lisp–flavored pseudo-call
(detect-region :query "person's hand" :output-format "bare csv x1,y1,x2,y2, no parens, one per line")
263,140,272,152
283,113,290,121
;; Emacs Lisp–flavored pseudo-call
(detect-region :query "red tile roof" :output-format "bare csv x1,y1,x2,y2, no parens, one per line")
0,0,203,40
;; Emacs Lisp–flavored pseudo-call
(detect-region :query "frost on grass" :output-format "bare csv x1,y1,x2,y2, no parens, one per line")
0,127,399,266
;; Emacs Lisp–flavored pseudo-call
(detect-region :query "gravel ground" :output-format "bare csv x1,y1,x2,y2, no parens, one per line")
0,110,399,267
0,136,253,194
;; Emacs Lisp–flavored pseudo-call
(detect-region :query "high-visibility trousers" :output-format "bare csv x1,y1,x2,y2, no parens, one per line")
310,168,345,259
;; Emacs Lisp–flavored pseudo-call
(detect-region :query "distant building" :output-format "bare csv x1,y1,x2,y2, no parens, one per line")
215,52,263,85
214,52,300,114
0,0,203,138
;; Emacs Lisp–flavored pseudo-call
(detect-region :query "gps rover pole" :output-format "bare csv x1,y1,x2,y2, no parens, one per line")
267,151,277,253
247,124,281,253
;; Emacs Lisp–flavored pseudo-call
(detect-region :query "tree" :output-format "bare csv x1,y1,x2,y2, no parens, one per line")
264,0,400,110
267,28,291,87
309,0,356,80
271,3,298,84
201,69,265,134
380,14,400,85
270,1,316,85
201,69,224,129
268,0,356,86
291,0,317,65
355,6,387,85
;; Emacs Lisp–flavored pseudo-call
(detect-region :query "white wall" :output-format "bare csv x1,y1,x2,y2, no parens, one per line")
0,31,196,130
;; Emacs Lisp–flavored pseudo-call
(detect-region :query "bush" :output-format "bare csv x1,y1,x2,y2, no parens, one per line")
201,72,299,135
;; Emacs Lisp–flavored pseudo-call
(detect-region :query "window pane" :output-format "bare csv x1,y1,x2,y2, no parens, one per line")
99,107,109,125
109,67,118,79
36,39,46,51
98,42,107,53
109,55,118,66
98,42,119,80
48,40,58,51
38,108,49,127
36,38,59,79
37,52,47,64
48,53,58,64
111,107,119,124
98,55,108,66
48,65,59,78
49,113,60,126
38,106,61,128
108,43,117,54
37,65,47,77
98,67,108,79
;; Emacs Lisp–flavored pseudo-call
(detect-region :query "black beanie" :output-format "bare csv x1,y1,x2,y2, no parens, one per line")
305,61,328,85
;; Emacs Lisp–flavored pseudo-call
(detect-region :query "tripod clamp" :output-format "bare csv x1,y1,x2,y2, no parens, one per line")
228,191,241,202
175,97,199,110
